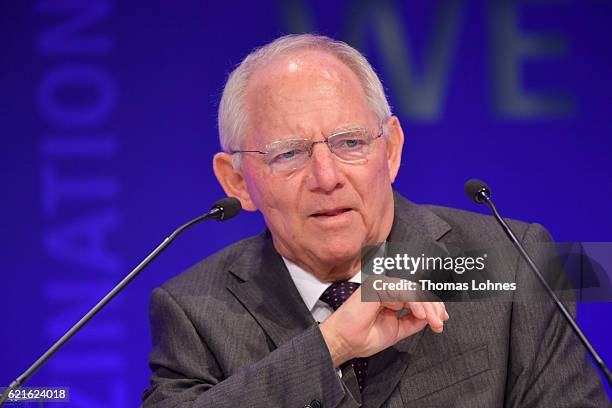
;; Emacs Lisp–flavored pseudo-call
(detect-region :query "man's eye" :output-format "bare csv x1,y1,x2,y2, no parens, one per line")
336,138,366,149
281,150,296,158
272,150,299,161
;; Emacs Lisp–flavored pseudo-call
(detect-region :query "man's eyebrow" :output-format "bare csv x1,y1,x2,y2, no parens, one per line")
328,125,367,134
266,125,368,142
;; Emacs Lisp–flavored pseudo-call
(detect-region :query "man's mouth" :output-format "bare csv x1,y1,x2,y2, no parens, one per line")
311,208,352,217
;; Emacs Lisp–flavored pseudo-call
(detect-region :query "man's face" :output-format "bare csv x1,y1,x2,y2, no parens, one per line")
230,50,401,280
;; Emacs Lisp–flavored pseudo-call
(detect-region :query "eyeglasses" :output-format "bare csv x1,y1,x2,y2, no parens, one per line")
229,126,386,172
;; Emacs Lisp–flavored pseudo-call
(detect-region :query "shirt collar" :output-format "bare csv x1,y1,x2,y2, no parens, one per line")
282,256,361,312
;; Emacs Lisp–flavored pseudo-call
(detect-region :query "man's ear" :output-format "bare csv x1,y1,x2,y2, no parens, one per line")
213,152,258,211
385,116,405,183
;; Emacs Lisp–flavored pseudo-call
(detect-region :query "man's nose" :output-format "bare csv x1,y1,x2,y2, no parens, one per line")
305,141,344,193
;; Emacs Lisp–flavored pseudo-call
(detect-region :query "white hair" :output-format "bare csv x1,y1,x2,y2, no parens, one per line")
217,34,392,162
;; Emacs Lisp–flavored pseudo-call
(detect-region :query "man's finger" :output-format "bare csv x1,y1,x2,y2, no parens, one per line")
396,314,428,339
380,301,406,311
405,302,426,319
439,302,450,321
422,302,444,333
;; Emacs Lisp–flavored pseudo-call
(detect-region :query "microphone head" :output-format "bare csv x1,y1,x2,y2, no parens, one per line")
464,179,491,204
211,197,242,221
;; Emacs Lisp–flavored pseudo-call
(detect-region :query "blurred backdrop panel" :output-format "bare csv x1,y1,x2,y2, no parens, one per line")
1,1,611,406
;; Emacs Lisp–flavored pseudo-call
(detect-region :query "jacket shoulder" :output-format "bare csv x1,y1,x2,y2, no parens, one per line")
421,204,550,243
158,232,265,297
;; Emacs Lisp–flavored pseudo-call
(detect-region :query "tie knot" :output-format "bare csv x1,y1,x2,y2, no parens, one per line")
320,281,360,311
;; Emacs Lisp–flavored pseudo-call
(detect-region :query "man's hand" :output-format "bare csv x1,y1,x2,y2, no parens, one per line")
319,284,449,368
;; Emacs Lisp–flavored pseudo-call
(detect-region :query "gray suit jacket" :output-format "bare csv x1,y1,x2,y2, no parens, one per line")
142,193,610,407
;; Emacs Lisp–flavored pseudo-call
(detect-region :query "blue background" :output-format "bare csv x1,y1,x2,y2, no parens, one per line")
1,1,611,406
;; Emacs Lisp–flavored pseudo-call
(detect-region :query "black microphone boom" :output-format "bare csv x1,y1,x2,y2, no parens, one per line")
0,197,242,406
464,179,612,388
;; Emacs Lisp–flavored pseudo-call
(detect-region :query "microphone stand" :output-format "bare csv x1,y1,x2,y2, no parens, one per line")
472,185,612,388
0,199,240,406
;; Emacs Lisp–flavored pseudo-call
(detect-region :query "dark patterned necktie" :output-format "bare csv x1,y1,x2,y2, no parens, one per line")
320,281,369,394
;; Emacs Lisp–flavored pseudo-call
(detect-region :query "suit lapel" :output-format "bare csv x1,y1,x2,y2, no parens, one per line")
364,192,453,405
388,191,452,243
226,232,315,348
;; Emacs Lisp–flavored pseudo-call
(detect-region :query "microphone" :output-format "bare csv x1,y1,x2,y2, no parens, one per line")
464,178,491,204
464,179,612,387
208,196,242,221
0,197,242,406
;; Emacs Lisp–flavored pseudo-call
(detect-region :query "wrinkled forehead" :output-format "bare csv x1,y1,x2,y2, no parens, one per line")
243,49,377,144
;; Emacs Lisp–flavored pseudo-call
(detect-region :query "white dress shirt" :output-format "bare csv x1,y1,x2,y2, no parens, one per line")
282,256,362,323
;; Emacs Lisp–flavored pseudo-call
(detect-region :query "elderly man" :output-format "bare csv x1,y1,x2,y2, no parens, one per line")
142,35,609,407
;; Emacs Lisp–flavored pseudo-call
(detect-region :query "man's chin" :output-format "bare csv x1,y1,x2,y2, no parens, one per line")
311,241,363,268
